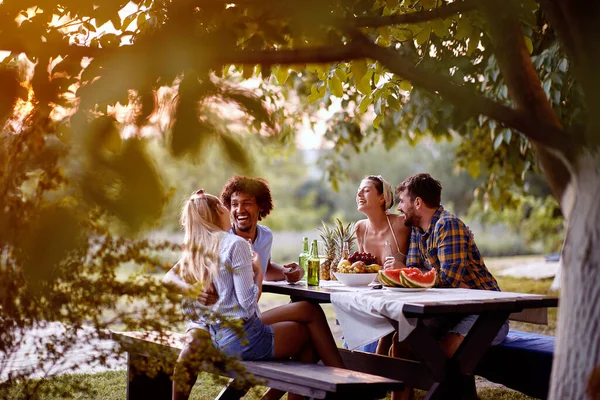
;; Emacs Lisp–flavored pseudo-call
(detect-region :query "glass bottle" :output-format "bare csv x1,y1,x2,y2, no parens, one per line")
307,239,320,286
383,240,394,269
341,241,350,260
298,237,309,282
332,241,350,280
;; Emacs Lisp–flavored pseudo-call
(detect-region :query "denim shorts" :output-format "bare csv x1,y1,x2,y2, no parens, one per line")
423,315,509,345
207,314,274,361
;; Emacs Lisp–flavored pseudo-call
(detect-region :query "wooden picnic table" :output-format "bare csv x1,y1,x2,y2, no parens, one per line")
262,281,558,400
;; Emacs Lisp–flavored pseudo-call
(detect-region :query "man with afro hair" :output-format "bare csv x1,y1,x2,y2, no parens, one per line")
220,175,303,282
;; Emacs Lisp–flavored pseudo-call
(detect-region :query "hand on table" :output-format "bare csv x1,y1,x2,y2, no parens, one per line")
383,258,405,270
283,262,304,283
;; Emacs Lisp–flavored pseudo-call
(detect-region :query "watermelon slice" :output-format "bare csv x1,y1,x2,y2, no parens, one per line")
400,268,437,288
378,269,402,287
379,268,437,288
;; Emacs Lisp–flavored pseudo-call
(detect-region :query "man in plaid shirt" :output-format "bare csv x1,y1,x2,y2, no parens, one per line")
388,173,508,400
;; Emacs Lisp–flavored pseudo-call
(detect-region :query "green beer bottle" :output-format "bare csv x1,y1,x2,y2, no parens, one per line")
307,239,320,286
298,237,309,282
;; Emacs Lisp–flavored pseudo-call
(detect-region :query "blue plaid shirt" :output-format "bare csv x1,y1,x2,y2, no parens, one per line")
406,206,500,291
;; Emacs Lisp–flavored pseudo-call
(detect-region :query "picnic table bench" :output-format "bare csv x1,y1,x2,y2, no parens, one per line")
111,330,404,400
476,330,555,399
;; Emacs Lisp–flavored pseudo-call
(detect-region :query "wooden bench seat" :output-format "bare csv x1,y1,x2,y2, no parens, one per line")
475,330,555,399
111,331,404,400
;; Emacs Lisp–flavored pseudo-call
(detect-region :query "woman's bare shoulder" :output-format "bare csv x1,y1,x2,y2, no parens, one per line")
354,219,367,238
388,214,411,234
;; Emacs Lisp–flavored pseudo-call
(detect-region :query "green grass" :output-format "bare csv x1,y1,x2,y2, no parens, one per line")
494,275,558,335
0,371,538,400
0,371,269,400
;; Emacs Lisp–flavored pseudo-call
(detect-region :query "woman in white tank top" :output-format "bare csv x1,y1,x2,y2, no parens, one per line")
355,175,411,268
353,175,411,358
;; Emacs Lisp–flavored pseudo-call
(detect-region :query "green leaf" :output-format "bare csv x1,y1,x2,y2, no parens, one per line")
122,12,137,30
308,83,327,103
306,64,328,79
467,160,481,178
398,80,412,91
493,132,504,150
387,95,400,111
275,67,290,85
373,114,383,129
335,68,347,82
523,36,533,54
137,12,147,30
352,59,368,83
430,20,447,38
558,59,568,72
455,18,472,40
328,76,343,97
415,27,431,45
467,32,479,56
357,70,373,95
359,95,372,114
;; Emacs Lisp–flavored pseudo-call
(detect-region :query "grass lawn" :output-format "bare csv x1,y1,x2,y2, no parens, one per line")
0,370,538,400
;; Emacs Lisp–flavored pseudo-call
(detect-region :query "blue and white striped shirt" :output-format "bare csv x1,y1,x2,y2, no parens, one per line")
183,233,260,324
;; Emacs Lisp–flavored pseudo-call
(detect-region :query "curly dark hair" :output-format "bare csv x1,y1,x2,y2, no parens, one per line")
395,173,442,208
220,176,274,220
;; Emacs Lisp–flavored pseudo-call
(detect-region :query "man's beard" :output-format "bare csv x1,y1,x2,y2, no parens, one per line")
404,213,420,228
234,222,252,233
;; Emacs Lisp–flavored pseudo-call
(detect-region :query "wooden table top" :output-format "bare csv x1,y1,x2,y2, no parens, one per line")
262,281,559,316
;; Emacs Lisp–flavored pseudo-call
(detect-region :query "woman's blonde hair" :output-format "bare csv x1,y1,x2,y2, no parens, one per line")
178,190,224,289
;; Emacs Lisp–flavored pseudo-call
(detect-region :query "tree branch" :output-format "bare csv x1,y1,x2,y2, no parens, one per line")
348,30,568,151
214,45,364,66
349,0,477,28
479,2,573,207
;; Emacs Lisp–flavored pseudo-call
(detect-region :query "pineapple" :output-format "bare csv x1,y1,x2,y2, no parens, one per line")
330,218,357,280
317,222,337,281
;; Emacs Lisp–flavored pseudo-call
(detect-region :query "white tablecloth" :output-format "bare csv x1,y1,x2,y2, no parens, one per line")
330,288,545,350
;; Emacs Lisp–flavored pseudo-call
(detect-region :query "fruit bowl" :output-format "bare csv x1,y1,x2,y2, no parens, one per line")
333,272,378,287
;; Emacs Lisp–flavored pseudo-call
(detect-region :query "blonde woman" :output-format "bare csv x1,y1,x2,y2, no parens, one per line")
164,190,344,400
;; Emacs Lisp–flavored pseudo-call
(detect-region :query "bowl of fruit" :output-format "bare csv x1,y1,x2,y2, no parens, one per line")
333,252,381,287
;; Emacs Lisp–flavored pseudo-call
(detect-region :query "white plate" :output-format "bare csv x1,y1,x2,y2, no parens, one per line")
383,286,430,292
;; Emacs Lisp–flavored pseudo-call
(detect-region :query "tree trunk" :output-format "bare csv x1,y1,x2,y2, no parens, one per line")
550,149,600,399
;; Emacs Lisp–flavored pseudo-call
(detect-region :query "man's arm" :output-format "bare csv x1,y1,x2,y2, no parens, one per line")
162,262,219,305
264,259,304,282
433,219,470,288
404,228,422,268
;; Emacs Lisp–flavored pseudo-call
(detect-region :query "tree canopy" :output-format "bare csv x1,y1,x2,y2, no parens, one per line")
2,0,599,398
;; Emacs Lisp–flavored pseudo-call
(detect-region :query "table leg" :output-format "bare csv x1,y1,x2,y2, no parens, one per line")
405,311,510,400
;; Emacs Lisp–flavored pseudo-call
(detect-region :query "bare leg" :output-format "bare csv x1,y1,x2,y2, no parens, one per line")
261,301,344,368
376,332,393,356
439,332,464,358
390,332,414,400
172,329,209,400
